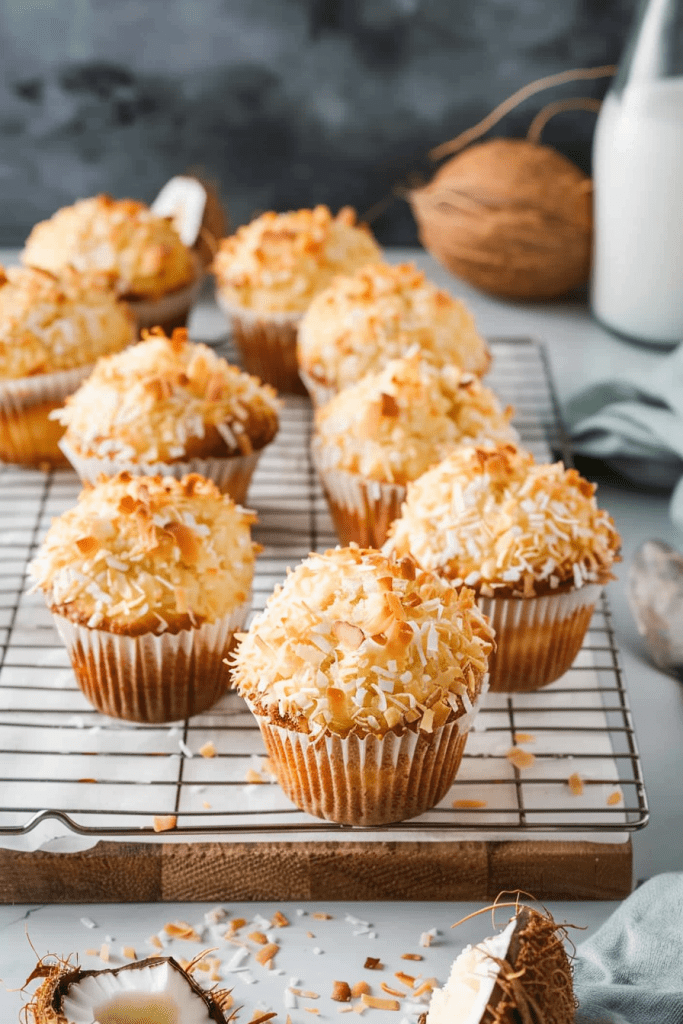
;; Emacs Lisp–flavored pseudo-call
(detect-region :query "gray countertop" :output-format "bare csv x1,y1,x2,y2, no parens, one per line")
1,248,682,1019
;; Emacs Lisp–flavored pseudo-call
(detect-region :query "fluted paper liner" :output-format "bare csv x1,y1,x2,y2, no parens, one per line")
126,261,203,333
216,294,305,394
59,438,262,504
0,364,93,466
246,685,485,826
312,440,405,548
52,602,249,723
298,368,337,408
478,582,603,692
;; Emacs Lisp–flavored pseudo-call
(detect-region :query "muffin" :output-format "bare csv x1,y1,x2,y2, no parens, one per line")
55,326,280,504
0,265,135,466
29,473,258,722
231,545,494,825
312,352,517,547
212,205,381,393
22,194,202,331
385,443,621,691
297,261,491,406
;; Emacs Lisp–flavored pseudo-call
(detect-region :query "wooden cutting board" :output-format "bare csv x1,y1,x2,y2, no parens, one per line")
0,837,631,903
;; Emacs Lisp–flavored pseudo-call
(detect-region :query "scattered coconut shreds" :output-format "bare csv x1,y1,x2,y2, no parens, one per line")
99,943,110,962
255,942,279,966
272,911,290,928
419,932,433,948
148,935,163,951
153,814,177,832
249,931,269,945
395,972,415,987
401,954,423,961
122,946,136,960
304,1009,320,1015
568,772,584,796
291,989,320,999
332,981,352,1002
412,979,436,998
199,741,216,758
245,768,265,784
607,789,623,805
452,798,487,809
85,948,99,957
80,917,97,929
361,994,401,1011
164,921,203,942
312,912,333,920
506,746,536,770
352,982,371,998
364,957,383,970
203,801,212,809
514,732,536,744
306,931,315,939
381,983,407,997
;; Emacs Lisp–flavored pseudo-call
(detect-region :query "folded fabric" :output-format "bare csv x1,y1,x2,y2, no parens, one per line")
567,344,683,527
574,872,683,1023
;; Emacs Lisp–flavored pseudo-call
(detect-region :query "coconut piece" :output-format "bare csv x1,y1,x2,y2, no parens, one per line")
24,955,236,1023
425,907,576,1024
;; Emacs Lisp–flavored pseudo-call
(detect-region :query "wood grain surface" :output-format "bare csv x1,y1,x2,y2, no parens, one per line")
0,838,632,903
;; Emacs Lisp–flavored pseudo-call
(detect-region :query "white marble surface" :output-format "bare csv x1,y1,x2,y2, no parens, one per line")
2,248,682,1020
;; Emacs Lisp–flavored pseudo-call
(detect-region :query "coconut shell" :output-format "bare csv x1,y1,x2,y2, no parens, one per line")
482,907,577,1024
190,174,229,269
410,138,592,300
24,955,234,1024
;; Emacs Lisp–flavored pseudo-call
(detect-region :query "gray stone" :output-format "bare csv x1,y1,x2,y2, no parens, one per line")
628,539,683,679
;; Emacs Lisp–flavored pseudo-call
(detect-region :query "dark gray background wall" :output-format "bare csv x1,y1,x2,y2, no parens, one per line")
0,0,637,245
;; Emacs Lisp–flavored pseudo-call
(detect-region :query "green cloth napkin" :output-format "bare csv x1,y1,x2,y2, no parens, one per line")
574,873,683,1023
567,345,683,527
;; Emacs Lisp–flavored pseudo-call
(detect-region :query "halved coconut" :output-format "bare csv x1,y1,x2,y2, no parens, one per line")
425,907,576,1024
25,955,234,1024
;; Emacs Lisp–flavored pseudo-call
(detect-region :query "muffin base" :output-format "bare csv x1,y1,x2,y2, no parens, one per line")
59,440,262,505
0,365,92,467
216,295,306,394
248,699,482,826
478,583,603,692
311,451,405,548
126,262,203,334
53,603,249,723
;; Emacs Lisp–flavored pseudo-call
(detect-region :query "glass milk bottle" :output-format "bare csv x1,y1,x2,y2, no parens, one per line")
592,0,683,345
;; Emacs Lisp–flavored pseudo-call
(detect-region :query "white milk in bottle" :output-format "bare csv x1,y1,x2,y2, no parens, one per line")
592,77,683,345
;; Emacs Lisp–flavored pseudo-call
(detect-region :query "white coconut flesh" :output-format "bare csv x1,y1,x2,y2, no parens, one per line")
425,916,518,1024
151,176,207,246
60,959,215,1024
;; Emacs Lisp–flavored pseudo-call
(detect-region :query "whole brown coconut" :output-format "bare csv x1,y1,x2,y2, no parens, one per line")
410,138,592,301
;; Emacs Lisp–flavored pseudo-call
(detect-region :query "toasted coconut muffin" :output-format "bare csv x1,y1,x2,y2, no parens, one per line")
231,545,494,825
30,473,258,722
297,261,491,405
55,327,280,504
22,194,201,332
212,205,381,392
312,352,517,546
0,264,135,467
386,443,621,691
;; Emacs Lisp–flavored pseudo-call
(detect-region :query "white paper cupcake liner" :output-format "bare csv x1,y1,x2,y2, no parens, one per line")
0,364,93,466
52,601,250,723
126,262,204,333
477,581,603,692
216,293,305,394
298,368,337,408
58,438,262,504
311,440,405,548
245,683,486,826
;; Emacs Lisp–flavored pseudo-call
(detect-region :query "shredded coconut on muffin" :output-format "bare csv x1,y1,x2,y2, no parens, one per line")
0,265,135,380
53,327,280,464
29,473,258,634
231,545,494,737
212,206,381,314
313,351,516,484
22,195,197,299
297,262,491,390
385,443,621,598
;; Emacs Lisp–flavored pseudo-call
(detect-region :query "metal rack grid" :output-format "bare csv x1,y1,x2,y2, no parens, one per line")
0,337,649,839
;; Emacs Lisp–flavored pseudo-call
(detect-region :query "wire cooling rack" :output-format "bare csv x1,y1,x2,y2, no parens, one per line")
0,338,649,839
